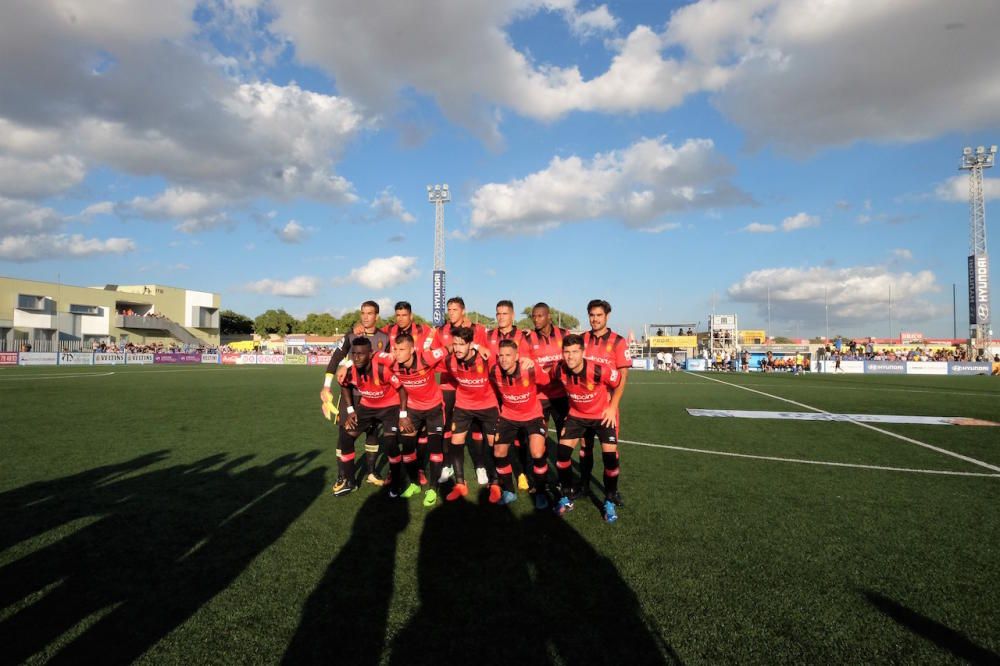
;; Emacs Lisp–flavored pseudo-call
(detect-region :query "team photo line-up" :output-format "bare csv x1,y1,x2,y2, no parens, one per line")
319,297,630,523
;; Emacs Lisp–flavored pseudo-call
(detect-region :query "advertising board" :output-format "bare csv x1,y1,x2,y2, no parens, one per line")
239,353,258,364
0,352,17,366
818,360,865,373
126,353,155,364
95,353,127,365
201,353,220,364
648,335,697,348
307,354,332,366
686,358,707,371
154,353,201,364
18,352,58,366
255,355,285,365
284,355,307,365
906,361,948,376
221,353,241,365
864,361,907,375
948,362,992,376
59,352,93,366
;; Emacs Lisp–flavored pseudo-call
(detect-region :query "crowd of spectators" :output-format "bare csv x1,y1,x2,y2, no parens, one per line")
118,308,168,319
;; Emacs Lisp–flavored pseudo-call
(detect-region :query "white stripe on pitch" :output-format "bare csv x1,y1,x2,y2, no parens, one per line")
684,372,1000,473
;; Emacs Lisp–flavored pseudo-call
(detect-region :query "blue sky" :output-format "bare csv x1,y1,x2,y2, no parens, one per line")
1,0,998,339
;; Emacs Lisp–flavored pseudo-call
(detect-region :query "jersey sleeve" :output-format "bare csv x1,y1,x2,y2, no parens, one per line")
603,366,622,389
533,363,551,385
326,335,351,373
388,372,402,389
615,339,630,369
423,347,447,366
473,325,488,347
338,368,353,388
372,351,394,366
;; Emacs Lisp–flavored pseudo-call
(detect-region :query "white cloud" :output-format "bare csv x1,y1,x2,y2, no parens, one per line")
0,5,367,228
78,201,115,218
743,222,776,233
336,256,420,290
892,248,913,260
0,197,65,235
370,188,416,223
268,0,998,149
271,1,724,143
0,234,135,262
244,276,321,297
699,0,1000,150
727,263,946,326
276,220,308,243
468,136,750,236
0,154,86,199
935,175,1000,202
781,212,820,232
569,5,618,38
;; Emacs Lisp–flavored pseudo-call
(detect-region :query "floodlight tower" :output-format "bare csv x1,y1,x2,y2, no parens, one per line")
427,183,451,326
960,145,996,352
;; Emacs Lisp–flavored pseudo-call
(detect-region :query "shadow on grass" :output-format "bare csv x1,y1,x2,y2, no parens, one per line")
0,450,326,664
283,492,409,666
862,590,1000,664
385,501,680,666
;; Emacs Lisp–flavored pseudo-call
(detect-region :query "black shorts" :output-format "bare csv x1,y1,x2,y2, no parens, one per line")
540,395,569,431
350,405,399,435
452,407,499,436
496,416,547,445
405,405,446,436
560,416,617,445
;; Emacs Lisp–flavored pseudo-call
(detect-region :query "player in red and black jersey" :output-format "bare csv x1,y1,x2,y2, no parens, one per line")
322,300,392,487
487,299,533,490
442,326,498,501
432,296,490,485
550,334,625,522
578,299,630,503
490,339,552,509
373,332,448,507
332,337,415,497
382,300,433,351
525,301,571,447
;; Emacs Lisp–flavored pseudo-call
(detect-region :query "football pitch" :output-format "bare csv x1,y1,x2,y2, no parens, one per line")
2,366,999,664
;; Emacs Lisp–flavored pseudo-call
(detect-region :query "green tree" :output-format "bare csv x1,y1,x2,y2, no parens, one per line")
301,313,339,336
772,336,794,344
518,306,579,330
220,309,254,335
466,311,496,328
254,309,299,335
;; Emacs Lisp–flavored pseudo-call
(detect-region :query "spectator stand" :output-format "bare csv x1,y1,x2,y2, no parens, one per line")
708,314,738,370
643,322,697,370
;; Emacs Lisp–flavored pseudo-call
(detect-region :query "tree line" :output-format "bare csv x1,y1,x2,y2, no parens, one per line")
221,307,580,337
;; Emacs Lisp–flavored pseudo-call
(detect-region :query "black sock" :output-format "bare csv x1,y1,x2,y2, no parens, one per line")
452,443,465,483
531,455,548,495
494,452,513,492
556,445,574,493
603,450,620,495
427,434,444,489
579,437,595,487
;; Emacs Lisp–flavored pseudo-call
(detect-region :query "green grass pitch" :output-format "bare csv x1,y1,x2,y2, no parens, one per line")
2,365,999,664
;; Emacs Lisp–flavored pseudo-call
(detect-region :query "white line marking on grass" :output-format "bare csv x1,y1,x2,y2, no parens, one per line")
685,372,1000,473
620,437,1000,478
629,379,997,398
0,372,115,382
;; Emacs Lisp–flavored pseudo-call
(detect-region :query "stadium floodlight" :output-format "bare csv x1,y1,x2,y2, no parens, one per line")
959,143,994,352
428,183,451,326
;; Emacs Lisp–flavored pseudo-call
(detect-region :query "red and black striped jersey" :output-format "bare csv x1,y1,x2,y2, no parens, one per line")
551,360,621,420
445,352,497,410
582,329,631,370
525,325,569,398
432,321,488,391
486,327,531,358
381,322,433,351
490,361,549,421
373,349,444,410
340,362,402,409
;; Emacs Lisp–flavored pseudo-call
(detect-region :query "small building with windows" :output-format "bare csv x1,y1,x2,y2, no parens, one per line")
0,276,220,352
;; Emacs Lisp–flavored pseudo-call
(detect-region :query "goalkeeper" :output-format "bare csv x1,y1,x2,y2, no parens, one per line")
320,300,391,486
